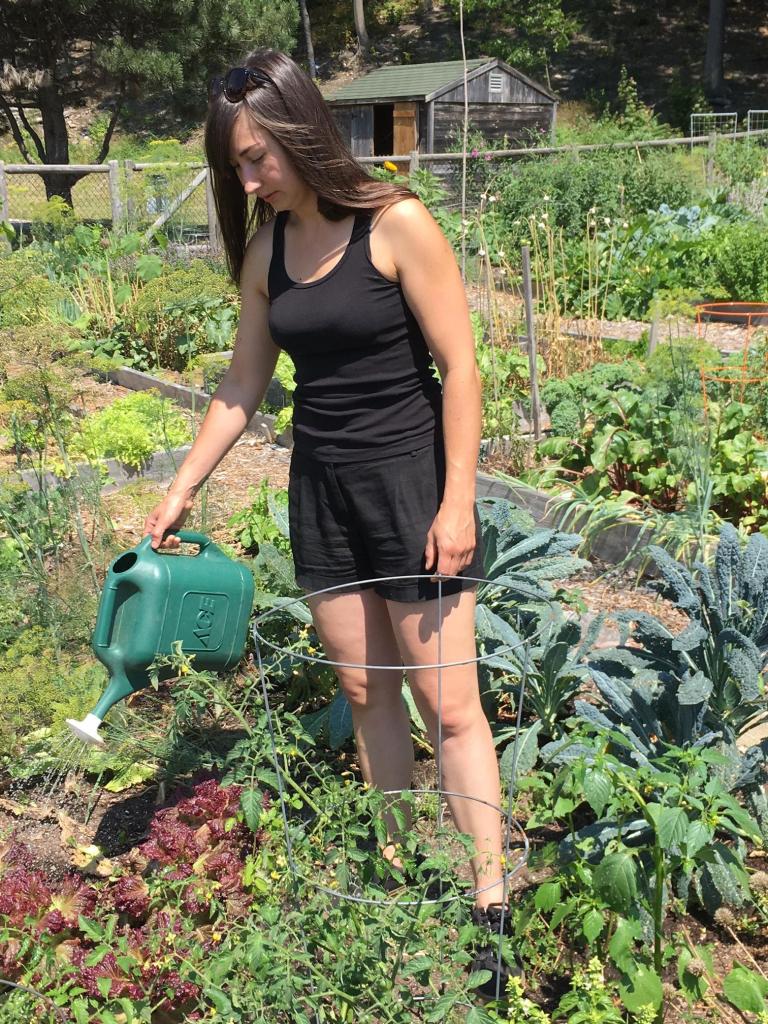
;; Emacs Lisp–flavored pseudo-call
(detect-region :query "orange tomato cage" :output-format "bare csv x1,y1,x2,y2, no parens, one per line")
696,302,768,412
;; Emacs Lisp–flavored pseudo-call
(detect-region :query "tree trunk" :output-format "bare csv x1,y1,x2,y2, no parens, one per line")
704,0,728,104
38,81,77,204
299,0,317,79
353,0,369,55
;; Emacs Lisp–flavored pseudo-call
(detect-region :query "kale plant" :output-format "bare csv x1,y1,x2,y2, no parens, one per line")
579,524,768,838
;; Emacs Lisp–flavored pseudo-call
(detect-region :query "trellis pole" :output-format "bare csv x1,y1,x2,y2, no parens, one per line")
521,245,542,440
108,160,123,227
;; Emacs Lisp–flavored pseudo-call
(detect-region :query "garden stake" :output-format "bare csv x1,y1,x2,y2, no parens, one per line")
66,530,254,745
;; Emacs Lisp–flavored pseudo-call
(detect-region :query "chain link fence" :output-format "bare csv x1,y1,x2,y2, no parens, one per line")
0,162,115,224
2,126,767,252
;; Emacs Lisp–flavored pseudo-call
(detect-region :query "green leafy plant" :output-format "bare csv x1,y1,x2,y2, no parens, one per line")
530,734,761,1024
228,481,290,555
553,957,624,1022
95,260,240,371
705,221,768,302
69,390,192,469
537,345,768,536
570,525,768,850
0,626,105,758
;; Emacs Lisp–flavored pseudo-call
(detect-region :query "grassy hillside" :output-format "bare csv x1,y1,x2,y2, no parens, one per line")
1,0,766,165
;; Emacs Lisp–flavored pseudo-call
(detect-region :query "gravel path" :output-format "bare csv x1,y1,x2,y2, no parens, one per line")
562,315,767,356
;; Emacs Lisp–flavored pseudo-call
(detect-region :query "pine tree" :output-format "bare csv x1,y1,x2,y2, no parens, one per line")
0,0,299,201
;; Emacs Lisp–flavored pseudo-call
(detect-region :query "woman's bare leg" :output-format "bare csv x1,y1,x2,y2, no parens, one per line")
387,587,506,909
308,588,414,858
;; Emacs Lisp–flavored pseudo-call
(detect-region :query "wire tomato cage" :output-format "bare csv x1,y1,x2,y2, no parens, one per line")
696,302,768,413
251,573,538,1006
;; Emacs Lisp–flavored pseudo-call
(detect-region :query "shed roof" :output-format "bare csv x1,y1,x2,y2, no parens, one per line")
327,59,490,103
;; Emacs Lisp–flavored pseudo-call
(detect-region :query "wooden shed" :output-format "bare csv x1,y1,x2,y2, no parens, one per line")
327,58,557,156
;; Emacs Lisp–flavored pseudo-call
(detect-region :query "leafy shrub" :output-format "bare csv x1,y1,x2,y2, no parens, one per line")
130,261,236,313
541,359,645,437
372,0,421,24
27,195,77,244
105,260,240,371
0,323,84,367
0,366,77,459
714,137,768,186
706,221,768,302
0,247,50,291
0,480,71,568
495,149,697,251
0,269,70,327
476,337,531,438
69,390,192,469
556,70,674,146
600,203,729,318
555,201,739,320
643,336,716,382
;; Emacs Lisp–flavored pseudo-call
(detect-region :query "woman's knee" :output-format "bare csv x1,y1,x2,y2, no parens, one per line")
423,699,484,741
336,668,404,712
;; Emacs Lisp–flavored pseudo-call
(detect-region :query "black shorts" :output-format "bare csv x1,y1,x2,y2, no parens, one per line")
288,439,483,602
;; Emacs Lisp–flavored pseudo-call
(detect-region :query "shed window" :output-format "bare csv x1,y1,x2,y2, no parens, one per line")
489,72,504,93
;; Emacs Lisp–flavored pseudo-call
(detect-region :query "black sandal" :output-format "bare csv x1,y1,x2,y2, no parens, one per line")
468,903,525,1001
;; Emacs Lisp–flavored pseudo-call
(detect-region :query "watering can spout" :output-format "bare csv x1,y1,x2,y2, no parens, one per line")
65,713,105,746
66,670,138,745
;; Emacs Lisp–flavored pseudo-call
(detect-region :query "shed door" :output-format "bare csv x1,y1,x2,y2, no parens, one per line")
393,102,418,155
350,106,374,156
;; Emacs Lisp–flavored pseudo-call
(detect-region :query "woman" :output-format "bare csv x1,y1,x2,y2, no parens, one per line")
144,49,515,997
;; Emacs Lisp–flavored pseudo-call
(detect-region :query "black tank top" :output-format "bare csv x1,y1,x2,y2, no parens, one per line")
267,210,442,462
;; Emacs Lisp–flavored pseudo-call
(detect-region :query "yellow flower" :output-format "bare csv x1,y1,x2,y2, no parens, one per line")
212,931,222,943
384,161,398,172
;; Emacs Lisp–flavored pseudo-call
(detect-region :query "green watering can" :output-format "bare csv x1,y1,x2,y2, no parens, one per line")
66,530,254,746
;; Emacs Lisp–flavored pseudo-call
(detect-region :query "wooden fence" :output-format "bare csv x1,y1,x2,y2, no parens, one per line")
1,127,766,249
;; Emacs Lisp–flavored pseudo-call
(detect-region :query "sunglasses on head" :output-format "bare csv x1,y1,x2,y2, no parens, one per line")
210,66,272,103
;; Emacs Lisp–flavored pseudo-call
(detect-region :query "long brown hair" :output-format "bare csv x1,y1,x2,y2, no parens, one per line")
205,49,414,284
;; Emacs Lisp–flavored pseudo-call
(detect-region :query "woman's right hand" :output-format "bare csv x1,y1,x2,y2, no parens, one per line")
143,489,195,550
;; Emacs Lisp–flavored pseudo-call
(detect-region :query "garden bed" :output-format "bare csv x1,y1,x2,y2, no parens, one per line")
4,134,768,1020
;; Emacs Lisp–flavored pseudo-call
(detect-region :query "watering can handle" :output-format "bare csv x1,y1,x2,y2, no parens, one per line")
137,530,213,553
93,581,119,647
173,530,212,550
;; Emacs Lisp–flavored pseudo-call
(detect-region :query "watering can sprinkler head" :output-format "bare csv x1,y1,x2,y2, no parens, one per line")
65,713,105,746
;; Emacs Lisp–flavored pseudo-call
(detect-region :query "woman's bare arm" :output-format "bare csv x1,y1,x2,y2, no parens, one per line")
144,226,280,547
